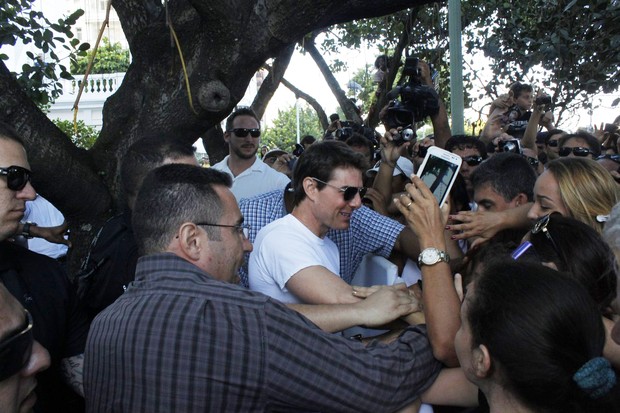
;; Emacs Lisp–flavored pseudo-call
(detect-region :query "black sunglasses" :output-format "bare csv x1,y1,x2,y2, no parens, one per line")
558,146,592,157
547,140,559,147
0,309,33,382
311,177,367,202
462,156,483,166
229,128,261,138
0,166,32,191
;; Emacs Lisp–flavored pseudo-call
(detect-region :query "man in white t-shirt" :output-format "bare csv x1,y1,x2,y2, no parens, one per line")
211,107,290,201
250,141,371,305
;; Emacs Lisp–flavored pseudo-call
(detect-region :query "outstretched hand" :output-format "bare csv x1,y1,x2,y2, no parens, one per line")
446,209,503,249
352,284,421,327
31,221,71,247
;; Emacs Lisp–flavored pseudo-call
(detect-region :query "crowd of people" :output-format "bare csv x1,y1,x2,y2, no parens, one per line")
1,58,620,413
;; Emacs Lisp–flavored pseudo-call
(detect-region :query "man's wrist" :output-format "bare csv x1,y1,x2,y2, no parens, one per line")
20,221,37,239
380,160,396,169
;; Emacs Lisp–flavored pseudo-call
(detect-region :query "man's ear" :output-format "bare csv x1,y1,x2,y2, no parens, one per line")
223,131,231,144
177,223,204,261
303,177,318,201
513,192,528,208
472,344,492,379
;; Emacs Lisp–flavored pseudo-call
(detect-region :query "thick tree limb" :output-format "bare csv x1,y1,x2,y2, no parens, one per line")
252,44,296,119
0,62,110,219
304,37,362,123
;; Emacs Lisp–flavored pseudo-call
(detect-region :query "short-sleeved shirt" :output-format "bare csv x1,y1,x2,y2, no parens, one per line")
238,189,404,288
84,253,442,412
249,214,340,303
211,156,290,201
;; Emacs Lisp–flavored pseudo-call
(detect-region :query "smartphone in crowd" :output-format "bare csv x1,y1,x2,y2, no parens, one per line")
416,146,462,206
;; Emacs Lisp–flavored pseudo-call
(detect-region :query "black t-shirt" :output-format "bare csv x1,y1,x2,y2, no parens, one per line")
0,241,90,413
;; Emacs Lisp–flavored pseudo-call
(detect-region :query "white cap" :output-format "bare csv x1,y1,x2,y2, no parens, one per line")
366,157,414,178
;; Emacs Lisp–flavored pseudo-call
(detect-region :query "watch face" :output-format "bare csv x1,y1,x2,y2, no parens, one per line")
422,248,439,264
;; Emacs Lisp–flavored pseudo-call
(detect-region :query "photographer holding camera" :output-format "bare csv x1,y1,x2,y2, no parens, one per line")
372,59,451,217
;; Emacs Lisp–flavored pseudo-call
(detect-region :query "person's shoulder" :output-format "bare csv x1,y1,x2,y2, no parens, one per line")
0,241,67,285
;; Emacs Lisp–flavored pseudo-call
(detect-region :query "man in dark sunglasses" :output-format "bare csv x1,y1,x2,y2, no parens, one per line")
0,123,90,411
543,129,566,160
445,135,488,203
250,141,375,304
212,107,290,200
0,283,50,413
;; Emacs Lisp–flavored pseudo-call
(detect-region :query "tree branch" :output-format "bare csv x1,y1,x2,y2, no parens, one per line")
252,44,296,119
281,78,330,131
0,62,110,220
304,37,362,123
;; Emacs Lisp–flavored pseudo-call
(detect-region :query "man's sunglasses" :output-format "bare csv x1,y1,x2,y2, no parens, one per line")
558,146,592,157
0,166,32,191
311,177,367,202
229,128,261,138
0,309,33,382
462,156,483,166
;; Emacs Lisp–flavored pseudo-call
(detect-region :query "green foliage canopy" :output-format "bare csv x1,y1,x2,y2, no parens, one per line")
71,37,130,74
319,0,620,126
0,0,88,105
53,118,98,149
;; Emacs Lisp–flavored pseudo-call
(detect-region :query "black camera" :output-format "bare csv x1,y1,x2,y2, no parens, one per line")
384,57,440,128
335,122,355,141
392,125,415,146
498,139,522,154
292,143,304,157
535,95,552,106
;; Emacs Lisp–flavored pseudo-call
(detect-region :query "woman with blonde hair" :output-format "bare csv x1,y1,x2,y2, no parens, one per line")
528,157,620,233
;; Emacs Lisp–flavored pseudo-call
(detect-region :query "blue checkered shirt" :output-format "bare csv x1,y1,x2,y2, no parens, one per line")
84,253,441,412
239,189,405,288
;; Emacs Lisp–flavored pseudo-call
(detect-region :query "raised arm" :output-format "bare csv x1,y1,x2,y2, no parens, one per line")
394,176,461,366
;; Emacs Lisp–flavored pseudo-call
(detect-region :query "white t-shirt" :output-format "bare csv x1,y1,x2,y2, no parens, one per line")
211,156,290,202
249,214,339,303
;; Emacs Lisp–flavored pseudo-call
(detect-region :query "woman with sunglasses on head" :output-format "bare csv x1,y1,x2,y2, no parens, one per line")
528,157,620,233
421,261,620,413
523,213,620,369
